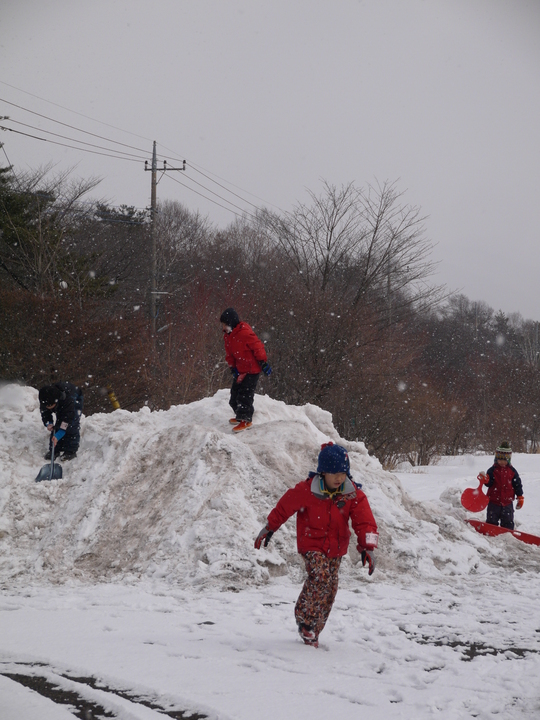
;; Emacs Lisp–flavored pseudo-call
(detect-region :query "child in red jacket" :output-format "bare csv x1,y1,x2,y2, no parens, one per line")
255,442,379,648
220,308,271,433
478,441,524,530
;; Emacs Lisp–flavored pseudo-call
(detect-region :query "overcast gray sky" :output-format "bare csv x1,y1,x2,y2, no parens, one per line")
1,0,540,320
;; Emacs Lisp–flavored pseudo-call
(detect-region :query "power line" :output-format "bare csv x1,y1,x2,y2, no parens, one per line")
0,80,153,143
4,118,148,161
1,143,13,168
173,170,259,219
2,121,255,217
1,95,281,212
163,150,285,212
0,143,25,192
3,106,255,220
188,165,260,210
0,125,145,163
165,172,251,220
3,122,261,217
0,89,283,216
0,97,154,158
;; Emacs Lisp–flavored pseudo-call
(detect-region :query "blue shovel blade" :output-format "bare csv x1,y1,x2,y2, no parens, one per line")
35,461,63,483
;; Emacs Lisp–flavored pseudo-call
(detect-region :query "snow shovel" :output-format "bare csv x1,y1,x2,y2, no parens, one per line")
461,476,488,512
35,438,63,483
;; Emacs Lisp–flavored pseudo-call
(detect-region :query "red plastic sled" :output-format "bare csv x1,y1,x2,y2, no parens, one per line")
461,478,489,512
466,519,540,547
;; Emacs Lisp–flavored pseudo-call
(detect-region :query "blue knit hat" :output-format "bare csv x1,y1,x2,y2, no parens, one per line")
317,442,351,478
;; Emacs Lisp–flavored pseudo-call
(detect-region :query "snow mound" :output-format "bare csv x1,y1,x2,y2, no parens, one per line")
1,383,538,589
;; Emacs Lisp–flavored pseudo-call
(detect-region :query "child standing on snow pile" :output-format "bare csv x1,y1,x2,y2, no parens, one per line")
478,441,524,530
254,442,378,648
220,307,271,433
39,382,83,460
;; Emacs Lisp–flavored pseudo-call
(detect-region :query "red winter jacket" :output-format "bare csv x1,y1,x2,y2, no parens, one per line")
485,463,523,506
267,475,379,557
223,322,267,374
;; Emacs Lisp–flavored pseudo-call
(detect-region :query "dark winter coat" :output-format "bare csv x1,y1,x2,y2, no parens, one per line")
267,474,379,557
40,381,82,438
485,463,523,506
223,322,267,375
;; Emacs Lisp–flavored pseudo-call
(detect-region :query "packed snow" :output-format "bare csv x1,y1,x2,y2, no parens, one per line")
1,382,540,719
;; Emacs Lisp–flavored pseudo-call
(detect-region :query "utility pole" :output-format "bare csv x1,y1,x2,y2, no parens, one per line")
144,141,185,333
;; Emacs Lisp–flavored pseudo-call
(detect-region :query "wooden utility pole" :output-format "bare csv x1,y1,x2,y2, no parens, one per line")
144,141,185,333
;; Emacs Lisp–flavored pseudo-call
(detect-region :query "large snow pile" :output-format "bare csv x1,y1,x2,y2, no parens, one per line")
1,383,539,589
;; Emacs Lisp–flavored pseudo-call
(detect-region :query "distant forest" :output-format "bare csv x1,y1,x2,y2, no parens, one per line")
2,164,540,466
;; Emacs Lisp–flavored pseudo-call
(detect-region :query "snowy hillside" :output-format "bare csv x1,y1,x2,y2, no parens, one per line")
2,383,540,720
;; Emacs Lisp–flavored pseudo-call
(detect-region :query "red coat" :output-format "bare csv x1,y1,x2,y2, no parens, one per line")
486,463,523,506
224,322,267,374
267,475,379,557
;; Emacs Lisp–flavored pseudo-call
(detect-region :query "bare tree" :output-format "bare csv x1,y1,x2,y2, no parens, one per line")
155,199,213,290
258,181,367,292
349,181,439,316
0,164,101,296
259,180,443,319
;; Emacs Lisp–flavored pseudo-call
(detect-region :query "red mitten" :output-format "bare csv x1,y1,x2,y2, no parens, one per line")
358,547,376,575
254,525,274,549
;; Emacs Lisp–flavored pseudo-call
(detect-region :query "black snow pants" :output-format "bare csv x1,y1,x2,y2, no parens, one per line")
486,501,515,530
229,373,259,422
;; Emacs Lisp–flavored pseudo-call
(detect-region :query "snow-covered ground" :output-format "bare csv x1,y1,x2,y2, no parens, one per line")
1,383,540,719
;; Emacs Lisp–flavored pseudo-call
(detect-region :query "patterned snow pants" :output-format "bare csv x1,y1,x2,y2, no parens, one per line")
295,551,342,638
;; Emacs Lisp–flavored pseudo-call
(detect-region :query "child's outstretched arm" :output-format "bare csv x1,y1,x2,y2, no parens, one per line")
253,483,307,549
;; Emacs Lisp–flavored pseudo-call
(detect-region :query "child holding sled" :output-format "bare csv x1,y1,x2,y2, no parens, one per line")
478,441,524,530
254,442,378,648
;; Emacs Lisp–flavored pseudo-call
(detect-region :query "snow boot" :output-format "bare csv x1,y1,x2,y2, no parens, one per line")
44,450,52,460
62,452,77,461
297,623,319,648
232,420,252,433
229,418,240,424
